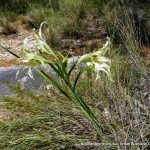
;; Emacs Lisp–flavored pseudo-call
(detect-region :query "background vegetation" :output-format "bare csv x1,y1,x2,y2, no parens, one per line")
0,0,149,149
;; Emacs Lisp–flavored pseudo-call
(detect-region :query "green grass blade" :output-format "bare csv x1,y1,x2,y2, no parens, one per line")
73,69,84,92
67,61,78,78
34,68,72,100
0,43,20,58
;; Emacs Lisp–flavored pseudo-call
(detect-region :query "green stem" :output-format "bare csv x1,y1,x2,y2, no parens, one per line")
38,65,104,137
69,88,104,137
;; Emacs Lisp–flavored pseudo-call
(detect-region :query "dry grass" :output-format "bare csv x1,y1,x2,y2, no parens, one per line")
0,0,149,149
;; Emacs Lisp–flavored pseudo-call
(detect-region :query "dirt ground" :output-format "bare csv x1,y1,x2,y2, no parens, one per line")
0,24,150,67
0,24,33,66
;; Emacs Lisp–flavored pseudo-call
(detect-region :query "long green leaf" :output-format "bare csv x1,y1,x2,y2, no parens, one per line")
70,90,104,136
67,60,78,79
34,68,72,100
73,69,84,92
0,43,20,58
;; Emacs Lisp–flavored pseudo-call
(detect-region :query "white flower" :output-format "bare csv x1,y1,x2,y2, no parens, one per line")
78,38,112,80
28,68,34,80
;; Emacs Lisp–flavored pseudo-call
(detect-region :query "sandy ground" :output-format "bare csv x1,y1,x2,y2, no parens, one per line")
0,25,150,67
0,25,33,66
0,107,9,121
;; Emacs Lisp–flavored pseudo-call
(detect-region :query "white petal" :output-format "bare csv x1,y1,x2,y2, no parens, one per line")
28,68,34,80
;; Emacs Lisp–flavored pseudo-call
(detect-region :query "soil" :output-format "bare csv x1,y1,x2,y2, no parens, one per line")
0,23,33,66
0,107,9,121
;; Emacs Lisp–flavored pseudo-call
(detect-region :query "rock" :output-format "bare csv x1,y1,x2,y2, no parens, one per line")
0,56,84,99
0,85,13,100
0,66,43,99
